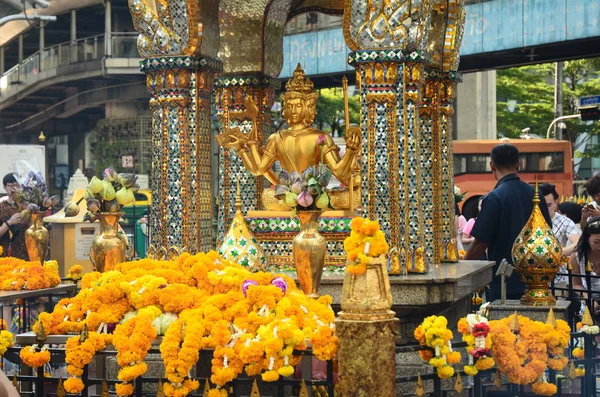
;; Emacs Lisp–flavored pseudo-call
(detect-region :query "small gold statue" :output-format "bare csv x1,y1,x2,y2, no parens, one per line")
217,64,361,190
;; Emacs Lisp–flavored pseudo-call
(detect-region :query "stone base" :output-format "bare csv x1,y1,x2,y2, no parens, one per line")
336,317,399,397
486,299,571,322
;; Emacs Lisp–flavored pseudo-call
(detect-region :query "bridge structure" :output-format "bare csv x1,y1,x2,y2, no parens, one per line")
0,0,598,141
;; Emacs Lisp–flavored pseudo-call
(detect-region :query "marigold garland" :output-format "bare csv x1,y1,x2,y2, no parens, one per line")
343,217,389,275
67,265,84,281
458,314,494,376
532,379,557,396
414,315,459,379
488,314,569,385
0,258,60,290
0,330,13,355
19,345,51,368
30,251,338,397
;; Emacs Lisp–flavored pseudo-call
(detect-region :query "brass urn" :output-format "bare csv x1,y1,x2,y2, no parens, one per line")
89,212,128,272
511,184,562,305
339,254,395,320
293,210,326,298
25,212,49,264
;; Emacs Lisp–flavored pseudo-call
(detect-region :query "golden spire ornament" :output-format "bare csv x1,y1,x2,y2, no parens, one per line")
217,181,267,271
509,311,520,333
546,308,557,327
454,372,463,393
568,360,577,380
415,374,424,397
299,380,308,397
56,378,65,397
582,305,594,326
511,180,562,305
250,379,261,397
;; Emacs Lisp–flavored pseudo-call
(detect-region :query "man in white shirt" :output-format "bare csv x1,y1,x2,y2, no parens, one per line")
540,183,580,256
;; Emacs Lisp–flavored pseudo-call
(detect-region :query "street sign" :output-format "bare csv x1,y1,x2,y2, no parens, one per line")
579,95,600,107
122,155,134,168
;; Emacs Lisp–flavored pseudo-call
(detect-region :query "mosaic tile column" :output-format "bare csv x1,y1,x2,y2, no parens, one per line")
141,56,222,252
439,72,462,262
349,51,428,274
421,70,442,264
214,75,279,243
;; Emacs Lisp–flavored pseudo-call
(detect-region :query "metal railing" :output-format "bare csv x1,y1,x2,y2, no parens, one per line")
0,33,141,97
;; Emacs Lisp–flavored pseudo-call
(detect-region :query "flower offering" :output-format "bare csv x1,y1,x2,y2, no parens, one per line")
343,217,389,275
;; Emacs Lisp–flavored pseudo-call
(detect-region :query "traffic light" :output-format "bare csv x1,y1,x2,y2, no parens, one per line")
580,105,600,121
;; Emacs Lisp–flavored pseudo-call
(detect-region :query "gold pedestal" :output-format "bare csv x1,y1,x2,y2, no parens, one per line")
335,317,399,397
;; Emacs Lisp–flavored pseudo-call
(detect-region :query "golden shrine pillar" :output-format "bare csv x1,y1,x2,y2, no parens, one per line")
344,0,433,274
141,57,222,253
129,0,222,253
426,0,466,263
214,75,279,242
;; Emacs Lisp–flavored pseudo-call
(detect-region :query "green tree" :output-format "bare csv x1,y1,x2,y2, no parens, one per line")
314,87,360,136
496,59,600,158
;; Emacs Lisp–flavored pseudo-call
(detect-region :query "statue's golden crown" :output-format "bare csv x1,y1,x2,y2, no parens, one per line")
285,63,314,94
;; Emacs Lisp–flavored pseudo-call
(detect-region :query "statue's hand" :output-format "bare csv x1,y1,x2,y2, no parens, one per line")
345,126,362,152
216,127,248,151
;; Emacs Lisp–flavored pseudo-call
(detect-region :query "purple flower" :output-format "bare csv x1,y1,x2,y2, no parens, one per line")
242,279,259,297
297,191,313,207
316,135,326,146
271,277,288,295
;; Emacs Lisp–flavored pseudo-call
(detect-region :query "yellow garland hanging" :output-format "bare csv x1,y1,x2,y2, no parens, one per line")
414,315,459,379
0,330,13,355
457,314,494,376
28,251,338,397
19,345,50,368
489,314,569,385
343,217,389,275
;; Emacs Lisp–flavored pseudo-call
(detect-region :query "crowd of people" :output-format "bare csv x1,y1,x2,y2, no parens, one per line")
459,143,600,315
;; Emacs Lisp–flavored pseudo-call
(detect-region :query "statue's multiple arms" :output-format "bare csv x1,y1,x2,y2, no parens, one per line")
323,126,361,186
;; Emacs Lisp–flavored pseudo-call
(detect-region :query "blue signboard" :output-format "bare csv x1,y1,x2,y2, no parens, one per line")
580,96,600,107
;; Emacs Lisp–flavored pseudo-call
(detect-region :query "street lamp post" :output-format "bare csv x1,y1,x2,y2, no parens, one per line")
546,114,582,139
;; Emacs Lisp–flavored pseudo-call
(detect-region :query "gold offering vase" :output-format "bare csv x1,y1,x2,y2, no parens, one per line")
89,212,127,272
25,212,49,264
293,210,326,298
340,255,394,320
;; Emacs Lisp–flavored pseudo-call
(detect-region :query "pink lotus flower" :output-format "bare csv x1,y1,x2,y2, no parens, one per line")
316,135,326,146
298,191,313,207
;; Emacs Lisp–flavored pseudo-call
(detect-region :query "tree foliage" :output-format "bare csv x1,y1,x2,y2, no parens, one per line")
496,59,600,157
314,87,360,137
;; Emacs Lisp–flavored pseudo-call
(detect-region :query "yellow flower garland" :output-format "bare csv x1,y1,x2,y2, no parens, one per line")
343,217,389,275
457,314,494,376
414,315,460,379
67,264,84,281
0,330,13,355
19,345,51,368
0,258,60,290
489,314,569,385
30,251,338,397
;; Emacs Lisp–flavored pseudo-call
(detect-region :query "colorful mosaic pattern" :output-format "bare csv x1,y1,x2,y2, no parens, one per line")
215,75,279,244
247,217,352,235
218,203,266,271
343,0,432,52
143,56,221,252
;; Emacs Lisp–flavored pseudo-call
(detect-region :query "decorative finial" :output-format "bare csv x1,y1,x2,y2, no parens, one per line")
582,306,594,326
156,379,165,397
568,360,577,379
509,311,520,333
494,369,502,388
533,176,540,205
299,380,308,397
203,380,210,395
12,374,18,391
235,179,242,212
416,374,424,397
546,308,557,327
454,372,463,393
35,322,47,346
101,380,110,397
250,379,261,397
79,323,89,343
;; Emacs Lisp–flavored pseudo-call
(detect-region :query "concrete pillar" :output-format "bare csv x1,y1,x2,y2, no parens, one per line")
70,10,77,43
456,70,497,140
105,0,112,57
40,25,45,50
18,35,23,63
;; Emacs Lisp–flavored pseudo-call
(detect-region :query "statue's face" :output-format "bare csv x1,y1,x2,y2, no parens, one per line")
284,97,307,126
